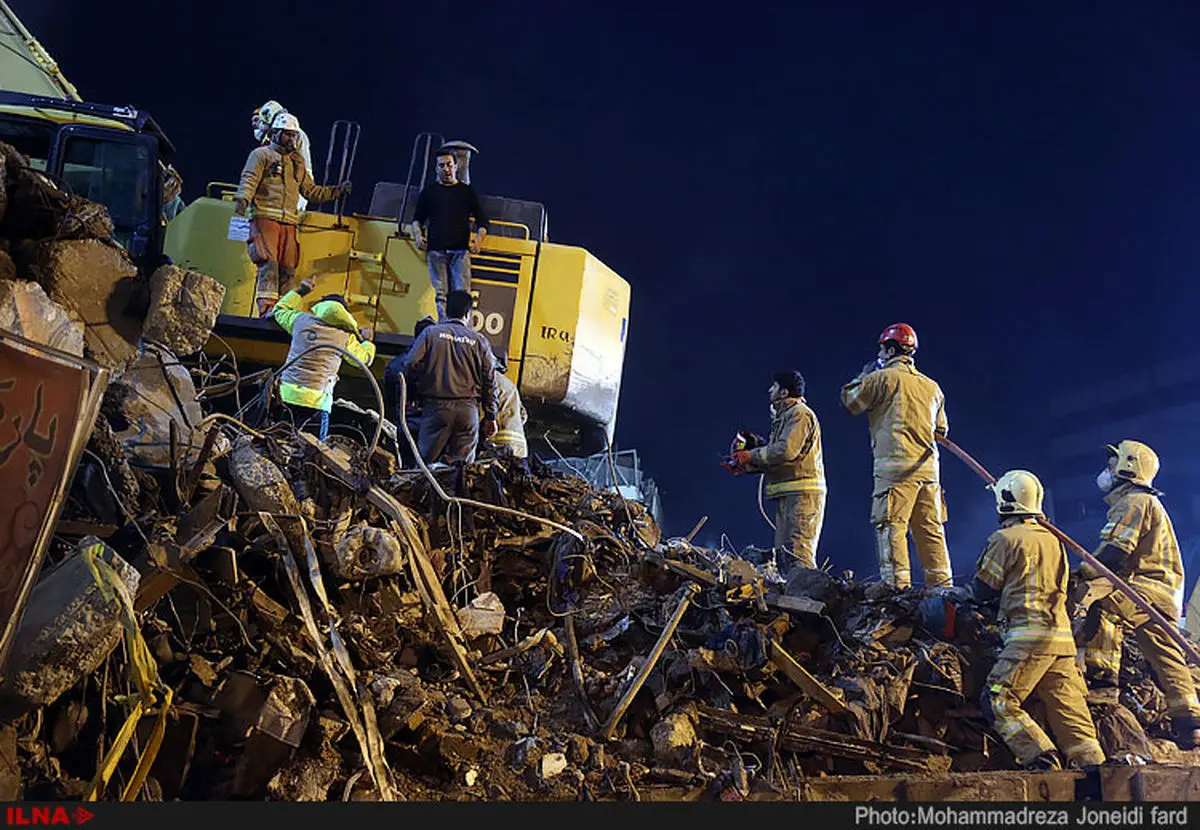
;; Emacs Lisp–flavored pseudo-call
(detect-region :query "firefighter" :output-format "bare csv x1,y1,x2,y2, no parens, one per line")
1074,440,1200,750
841,323,951,588
971,470,1106,770
730,370,826,572
250,100,315,213
235,112,351,317
489,349,528,459
271,277,376,440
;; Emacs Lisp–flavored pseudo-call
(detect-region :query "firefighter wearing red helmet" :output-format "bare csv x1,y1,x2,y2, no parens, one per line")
840,323,952,588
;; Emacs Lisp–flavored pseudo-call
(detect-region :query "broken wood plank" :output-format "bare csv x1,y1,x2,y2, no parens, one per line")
53,519,118,539
696,705,929,772
767,639,849,716
601,583,699,740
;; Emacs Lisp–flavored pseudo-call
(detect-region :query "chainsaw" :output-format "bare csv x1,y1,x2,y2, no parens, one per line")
720,429,766,473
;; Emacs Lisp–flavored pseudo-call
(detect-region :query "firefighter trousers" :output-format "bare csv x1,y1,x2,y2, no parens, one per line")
1082,601,1200,719
773,490,825,571
983,645,1105,767
248,217,300,316
870,477,952,589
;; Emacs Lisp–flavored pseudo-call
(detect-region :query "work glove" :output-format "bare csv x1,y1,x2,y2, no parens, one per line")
731,450,752,471
233,197,248,217
358,326,373,342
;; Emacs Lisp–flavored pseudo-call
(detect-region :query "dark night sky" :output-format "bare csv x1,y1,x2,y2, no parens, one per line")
18,1,1200,580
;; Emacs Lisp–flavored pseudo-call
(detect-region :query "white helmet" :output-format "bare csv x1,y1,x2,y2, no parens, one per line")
252,100,285,142
990,469,1044,517
270,111,301,133
1105,440,1159,488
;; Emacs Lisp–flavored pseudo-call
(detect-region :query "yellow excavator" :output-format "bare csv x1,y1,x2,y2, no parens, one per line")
0,1,632,457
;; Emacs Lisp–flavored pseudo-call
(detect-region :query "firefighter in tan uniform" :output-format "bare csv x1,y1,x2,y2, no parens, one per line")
488,349,528,459
730,370,826,572
841,323,951,588
1074,440,1200,750
971,470,1105,770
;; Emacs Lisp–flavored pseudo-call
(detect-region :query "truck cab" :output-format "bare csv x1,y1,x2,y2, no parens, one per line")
0,91,175,269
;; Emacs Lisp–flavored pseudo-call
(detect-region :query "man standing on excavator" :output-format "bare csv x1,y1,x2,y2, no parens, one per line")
235,112,351,317
728,370,826,573
410,148,489,322
841,323,952,589
971,470,1106,771
1074,440,1200,750
251,100,314,213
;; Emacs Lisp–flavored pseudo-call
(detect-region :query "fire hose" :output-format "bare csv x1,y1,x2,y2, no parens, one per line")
935,434,1200,667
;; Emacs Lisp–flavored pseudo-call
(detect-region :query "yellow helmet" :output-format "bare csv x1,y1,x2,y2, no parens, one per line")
1104,440,1159,488
991,469,1044,516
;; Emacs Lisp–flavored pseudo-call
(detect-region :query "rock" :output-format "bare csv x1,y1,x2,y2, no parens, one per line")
0,279,84,355
566,734,591,766
0,538,138,715
109,345,204,469
538,751,568,780
650,711,697,766
0,250,15,281
506,737,537,769
368,671,427,738
331,524,408,581
447,696,472,723
29,240,139,371
455,591,506,638
142,264,225,356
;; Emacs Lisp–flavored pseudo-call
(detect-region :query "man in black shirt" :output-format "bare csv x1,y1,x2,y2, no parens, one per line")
411,149,490,322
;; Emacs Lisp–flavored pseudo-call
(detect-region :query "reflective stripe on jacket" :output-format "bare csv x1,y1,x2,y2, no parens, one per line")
273,290,376,412
745,398,825,499
1097,484,1186,619
238,143,340,225
492,372,528,457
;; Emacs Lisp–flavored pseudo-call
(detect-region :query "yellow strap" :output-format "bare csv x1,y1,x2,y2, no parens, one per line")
81,544,172,802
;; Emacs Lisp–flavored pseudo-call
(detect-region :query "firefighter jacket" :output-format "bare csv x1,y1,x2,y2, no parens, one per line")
238,142,340,225
397,320,498,420
492,372,528,458
745,397,826,499
974,518,1075,656
273,290,376,412
1089,483,1186,620
841,355,948,484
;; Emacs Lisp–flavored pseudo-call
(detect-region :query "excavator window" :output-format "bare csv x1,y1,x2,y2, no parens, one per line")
60,136,151,226
0,116,52,171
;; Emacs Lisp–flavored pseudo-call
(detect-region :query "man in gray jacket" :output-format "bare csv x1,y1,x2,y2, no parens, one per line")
397,290,498,464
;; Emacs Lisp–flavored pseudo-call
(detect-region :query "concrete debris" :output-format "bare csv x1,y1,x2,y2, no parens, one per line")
142,265,225,356
650,711,697,766
0,538,138,715
0,279,84,355
455,591,506,638
109,345,205,468
331,524,407,581
538,752,568,780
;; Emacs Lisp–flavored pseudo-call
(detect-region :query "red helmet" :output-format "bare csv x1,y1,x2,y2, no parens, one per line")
878,323,918,351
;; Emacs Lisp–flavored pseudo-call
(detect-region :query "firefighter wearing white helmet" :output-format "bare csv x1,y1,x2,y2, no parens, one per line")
1073,440,1200,750
250,101,314,213
840,323,952,589
969,470,1105,770
235,111,351,316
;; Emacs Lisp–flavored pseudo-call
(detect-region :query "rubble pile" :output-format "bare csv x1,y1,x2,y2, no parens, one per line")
1,145,1198,801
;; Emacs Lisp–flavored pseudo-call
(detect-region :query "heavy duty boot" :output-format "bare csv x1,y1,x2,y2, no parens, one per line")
1170,716,1200,751
1025,750,1065,771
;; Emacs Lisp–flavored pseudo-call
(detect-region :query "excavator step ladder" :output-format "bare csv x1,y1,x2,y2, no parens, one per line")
322,120,361,226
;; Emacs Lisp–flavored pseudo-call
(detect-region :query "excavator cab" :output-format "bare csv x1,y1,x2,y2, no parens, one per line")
164,128,631,457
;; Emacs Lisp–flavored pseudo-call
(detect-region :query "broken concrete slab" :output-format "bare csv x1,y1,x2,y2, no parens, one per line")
0,538,138,714
650,711,697,766
109,345,204,469
142,265,225,356
28,240,140,371
538,752,567,780
0,280,83,355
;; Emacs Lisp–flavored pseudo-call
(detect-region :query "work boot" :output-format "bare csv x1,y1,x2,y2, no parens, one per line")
1170,717,1200,751
1025,750,1064,771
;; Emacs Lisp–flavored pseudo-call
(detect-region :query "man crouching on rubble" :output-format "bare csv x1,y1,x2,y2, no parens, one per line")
970,470,1106,770
728,370,826,574
272,277,376,440
1074,440,1200,750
